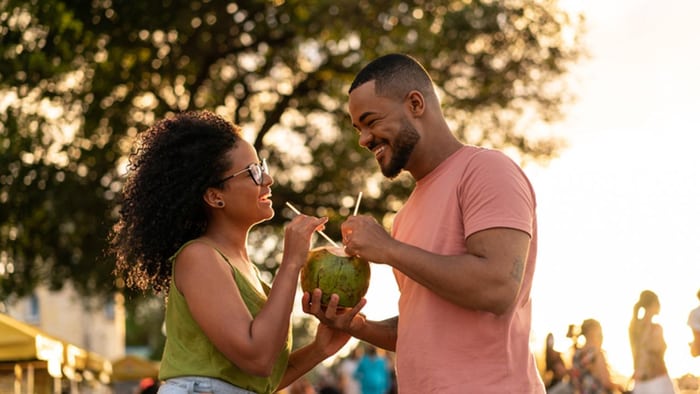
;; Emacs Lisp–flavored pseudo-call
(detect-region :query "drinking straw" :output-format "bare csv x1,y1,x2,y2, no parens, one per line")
353,191,363,216
285,201,339,247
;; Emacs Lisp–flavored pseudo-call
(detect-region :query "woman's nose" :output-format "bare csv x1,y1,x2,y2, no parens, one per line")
263,172,273,186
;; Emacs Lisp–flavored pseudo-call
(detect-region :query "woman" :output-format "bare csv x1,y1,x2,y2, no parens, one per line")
570,319,624,394
110,111,350,393
544,333,570,393
628,290,676,394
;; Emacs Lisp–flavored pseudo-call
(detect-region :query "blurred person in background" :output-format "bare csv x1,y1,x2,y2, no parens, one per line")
688,288,700,357
338,345,362,394
353,345,390,394
544,332,572,394
570,319,625,394
628,290,676,394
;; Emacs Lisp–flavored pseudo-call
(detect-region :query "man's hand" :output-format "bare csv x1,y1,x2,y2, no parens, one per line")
341,215,395,263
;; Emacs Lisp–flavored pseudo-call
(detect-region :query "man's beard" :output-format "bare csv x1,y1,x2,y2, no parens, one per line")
381,119,420,179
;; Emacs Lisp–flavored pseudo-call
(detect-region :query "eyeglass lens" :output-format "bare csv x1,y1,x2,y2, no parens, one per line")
252,159,268,185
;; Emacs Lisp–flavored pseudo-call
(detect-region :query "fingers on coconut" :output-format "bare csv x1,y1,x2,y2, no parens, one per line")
350,298,367,316
301,291,312,313
324,294,341,316
334,298,363,317
307,289,325,313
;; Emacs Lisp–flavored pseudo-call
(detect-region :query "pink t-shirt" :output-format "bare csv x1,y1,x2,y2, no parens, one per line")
392,145,544,393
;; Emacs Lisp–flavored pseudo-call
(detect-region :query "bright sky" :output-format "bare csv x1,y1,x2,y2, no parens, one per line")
359,0,700,381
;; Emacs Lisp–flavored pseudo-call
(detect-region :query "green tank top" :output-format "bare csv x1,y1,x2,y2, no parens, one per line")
159,240,292,394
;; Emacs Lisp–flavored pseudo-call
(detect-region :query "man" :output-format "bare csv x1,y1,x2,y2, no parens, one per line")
689,289,700,357
303,53,544,393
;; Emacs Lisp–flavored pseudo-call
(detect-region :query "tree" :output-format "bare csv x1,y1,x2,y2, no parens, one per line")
0,0,584,301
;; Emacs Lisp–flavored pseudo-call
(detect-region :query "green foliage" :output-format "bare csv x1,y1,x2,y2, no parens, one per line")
0,0,584,304
124,293,166,360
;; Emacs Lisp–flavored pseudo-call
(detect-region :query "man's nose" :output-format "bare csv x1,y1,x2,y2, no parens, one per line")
358,129,373,149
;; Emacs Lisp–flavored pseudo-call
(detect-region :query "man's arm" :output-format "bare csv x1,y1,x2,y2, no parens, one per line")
343,215,530,315
386,227,529,314
347,315,398,352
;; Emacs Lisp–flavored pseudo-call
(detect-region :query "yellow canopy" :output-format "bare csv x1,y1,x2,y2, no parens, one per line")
0,313,112,381
0,313,64,377
111,354,159,382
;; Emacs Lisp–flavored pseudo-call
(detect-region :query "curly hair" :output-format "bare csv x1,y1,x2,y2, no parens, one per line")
109,111,242,294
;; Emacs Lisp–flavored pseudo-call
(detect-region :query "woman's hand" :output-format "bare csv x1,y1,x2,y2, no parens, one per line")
282,215,328,270
302,288,367,333
312,322,352,358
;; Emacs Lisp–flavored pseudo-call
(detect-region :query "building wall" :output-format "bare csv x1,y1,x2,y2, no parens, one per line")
5,283,125,362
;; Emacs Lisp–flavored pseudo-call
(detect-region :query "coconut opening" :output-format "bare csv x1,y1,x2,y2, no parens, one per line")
311,245,348,257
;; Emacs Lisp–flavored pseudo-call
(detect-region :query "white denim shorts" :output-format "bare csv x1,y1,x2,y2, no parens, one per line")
158,376,256,394
632,375,676,394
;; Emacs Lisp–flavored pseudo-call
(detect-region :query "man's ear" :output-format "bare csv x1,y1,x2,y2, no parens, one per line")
203,187,224,208
406,90,425,116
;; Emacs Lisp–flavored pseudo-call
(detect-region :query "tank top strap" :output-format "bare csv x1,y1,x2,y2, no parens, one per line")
170,238,239,272
172,239,270,296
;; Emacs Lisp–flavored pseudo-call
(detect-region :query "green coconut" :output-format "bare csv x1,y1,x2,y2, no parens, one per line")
301,246,371,307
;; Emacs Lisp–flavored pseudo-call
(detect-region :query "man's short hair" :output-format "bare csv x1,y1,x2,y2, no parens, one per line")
349,53,435,101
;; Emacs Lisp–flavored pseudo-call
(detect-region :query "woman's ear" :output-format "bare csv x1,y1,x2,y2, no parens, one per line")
203,187,224,208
